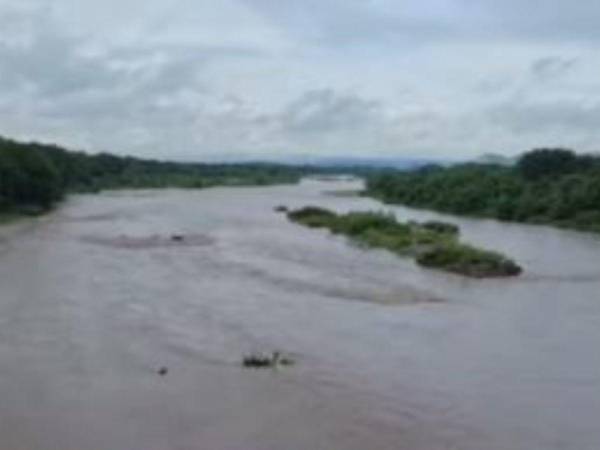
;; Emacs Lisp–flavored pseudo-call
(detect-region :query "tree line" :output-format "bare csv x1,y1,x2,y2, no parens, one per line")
366,148,600,233
0,136,309,214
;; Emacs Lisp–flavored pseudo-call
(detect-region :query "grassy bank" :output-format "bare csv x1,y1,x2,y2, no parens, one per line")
0,205,48,225
286,207,522,278
0,212,22,225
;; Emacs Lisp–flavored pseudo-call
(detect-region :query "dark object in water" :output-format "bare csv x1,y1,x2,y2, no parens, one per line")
171,234,185,242
420,220,460,235
157,366,169,376
242,351,295,369
274,205,288,213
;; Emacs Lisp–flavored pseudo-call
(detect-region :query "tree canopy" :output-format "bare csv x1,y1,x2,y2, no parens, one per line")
367,149,600,233
0,136,309,214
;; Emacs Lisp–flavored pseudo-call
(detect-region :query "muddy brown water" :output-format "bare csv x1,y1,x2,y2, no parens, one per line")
1,178,600,450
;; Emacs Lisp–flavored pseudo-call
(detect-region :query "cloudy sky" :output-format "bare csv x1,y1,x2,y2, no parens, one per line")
0,0,599,161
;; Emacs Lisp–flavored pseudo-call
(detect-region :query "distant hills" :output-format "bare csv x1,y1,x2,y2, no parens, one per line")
474,153,518,166
277,154,519,169
278,155,444,170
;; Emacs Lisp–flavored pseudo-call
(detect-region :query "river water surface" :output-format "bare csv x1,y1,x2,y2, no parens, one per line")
1,179,600,450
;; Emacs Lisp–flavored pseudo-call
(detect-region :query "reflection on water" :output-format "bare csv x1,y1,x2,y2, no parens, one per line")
0,179,599,450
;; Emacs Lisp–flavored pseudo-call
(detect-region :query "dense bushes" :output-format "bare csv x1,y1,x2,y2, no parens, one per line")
286,207,338,227
0,136,308,214
286,206,522,278
366,149,600,233
416,244,522,278
0,139,62,211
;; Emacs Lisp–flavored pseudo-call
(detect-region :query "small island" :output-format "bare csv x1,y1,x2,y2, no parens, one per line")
286,207,522,278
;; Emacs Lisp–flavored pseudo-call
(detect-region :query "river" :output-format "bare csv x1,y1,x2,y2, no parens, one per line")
0,178,599,450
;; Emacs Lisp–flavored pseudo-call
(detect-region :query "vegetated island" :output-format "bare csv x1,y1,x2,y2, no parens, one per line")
286,206,522,278
366,148,600,234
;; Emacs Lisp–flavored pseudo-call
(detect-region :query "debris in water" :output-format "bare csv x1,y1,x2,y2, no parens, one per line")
81,233,214,250
242,351,295,369
274,205,288,213
157,366,169,376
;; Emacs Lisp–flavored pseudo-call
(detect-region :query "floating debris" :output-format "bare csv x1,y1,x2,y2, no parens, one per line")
420,220,460,235
157,366,169,376
81,233,214,250
242,351,295,369
323,189,362,198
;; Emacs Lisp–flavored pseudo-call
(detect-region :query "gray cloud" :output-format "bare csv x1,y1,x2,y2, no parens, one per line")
489,100,600,133
0,0,599,160
280,89,382,134
531,57,578,80
457,0,600,42
242,0,459,47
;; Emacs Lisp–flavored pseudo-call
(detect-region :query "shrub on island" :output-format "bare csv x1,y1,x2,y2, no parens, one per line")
286,206,522,278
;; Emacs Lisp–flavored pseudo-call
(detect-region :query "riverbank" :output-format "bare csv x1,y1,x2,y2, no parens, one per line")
0,213,21,225
0,135,313,219
0,205,49,225
365,149,600,235
367,188,600,234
